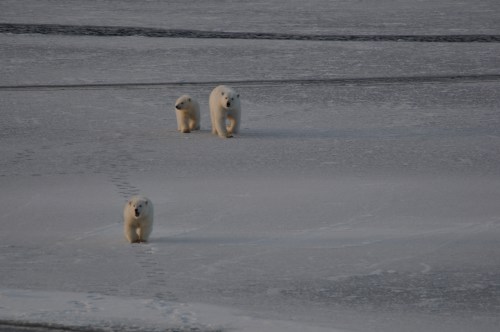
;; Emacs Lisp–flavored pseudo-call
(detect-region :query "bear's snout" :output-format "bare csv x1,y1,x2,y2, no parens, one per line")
134,208,140,217
226,101,231,107
175,104,181,110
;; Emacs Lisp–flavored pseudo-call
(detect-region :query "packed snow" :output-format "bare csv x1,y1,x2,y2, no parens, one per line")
1,1,500,331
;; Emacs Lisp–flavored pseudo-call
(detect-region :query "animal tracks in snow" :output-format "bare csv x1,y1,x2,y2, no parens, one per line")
0,289,208,332
130,243,178,302
419,263,432,274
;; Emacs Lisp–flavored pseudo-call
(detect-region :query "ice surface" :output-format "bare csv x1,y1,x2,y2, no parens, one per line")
1,1,500,331
1,0,499,35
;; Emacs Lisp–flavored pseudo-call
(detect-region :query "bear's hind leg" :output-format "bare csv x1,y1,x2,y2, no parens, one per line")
189,117,199,131
192,108,201,131
210,108,218,135
180,116,191,133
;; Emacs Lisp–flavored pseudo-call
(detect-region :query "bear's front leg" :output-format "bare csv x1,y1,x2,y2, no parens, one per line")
180,115,191,133
215,115,232,138
175,109,184,132
137,225,153,242
226,114,239,136
124,225,139,243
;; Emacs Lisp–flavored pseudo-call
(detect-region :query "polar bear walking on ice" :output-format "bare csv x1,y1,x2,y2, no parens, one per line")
175,95,200,133
123,196,154,243
209,85,241,138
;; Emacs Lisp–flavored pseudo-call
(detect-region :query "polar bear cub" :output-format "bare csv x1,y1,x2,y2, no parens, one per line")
175,95,200,133
123,196,154,243
209,85,241,138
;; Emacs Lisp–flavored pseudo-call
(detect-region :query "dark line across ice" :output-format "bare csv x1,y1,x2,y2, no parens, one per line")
1,23,500,42
0,320,220,332
1,74,500,91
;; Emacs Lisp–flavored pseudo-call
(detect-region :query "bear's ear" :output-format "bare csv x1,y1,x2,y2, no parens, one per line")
145,200,148,205
128,200,132,206
237,94,240,98
221,92,224,96
188,98,191,102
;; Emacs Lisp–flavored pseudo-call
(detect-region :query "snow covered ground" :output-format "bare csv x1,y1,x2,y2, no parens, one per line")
1,1,500,331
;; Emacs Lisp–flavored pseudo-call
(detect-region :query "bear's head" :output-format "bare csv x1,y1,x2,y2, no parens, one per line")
175,95,194,111
128,196,151,219
220,90,240,110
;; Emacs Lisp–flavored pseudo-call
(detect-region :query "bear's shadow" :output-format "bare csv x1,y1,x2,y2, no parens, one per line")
242,127,428,140
152,235,253,246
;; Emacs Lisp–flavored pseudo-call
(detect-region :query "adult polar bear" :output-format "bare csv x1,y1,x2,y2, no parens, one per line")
209,85,241,138
123,196,154,243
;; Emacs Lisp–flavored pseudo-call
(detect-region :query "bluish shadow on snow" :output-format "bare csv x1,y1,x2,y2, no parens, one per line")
152,235,257,246
241,126,499,140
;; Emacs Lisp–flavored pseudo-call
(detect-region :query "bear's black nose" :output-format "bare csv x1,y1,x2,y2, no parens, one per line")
175,104,181,110
226,102,231,107
134,209,140,217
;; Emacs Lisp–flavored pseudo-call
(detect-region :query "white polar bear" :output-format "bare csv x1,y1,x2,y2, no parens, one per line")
209,85,241,138
123,196,154,243
174,95,200,133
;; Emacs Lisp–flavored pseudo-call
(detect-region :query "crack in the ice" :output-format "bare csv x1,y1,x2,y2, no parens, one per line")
1,74,499,91
1,23,500,43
